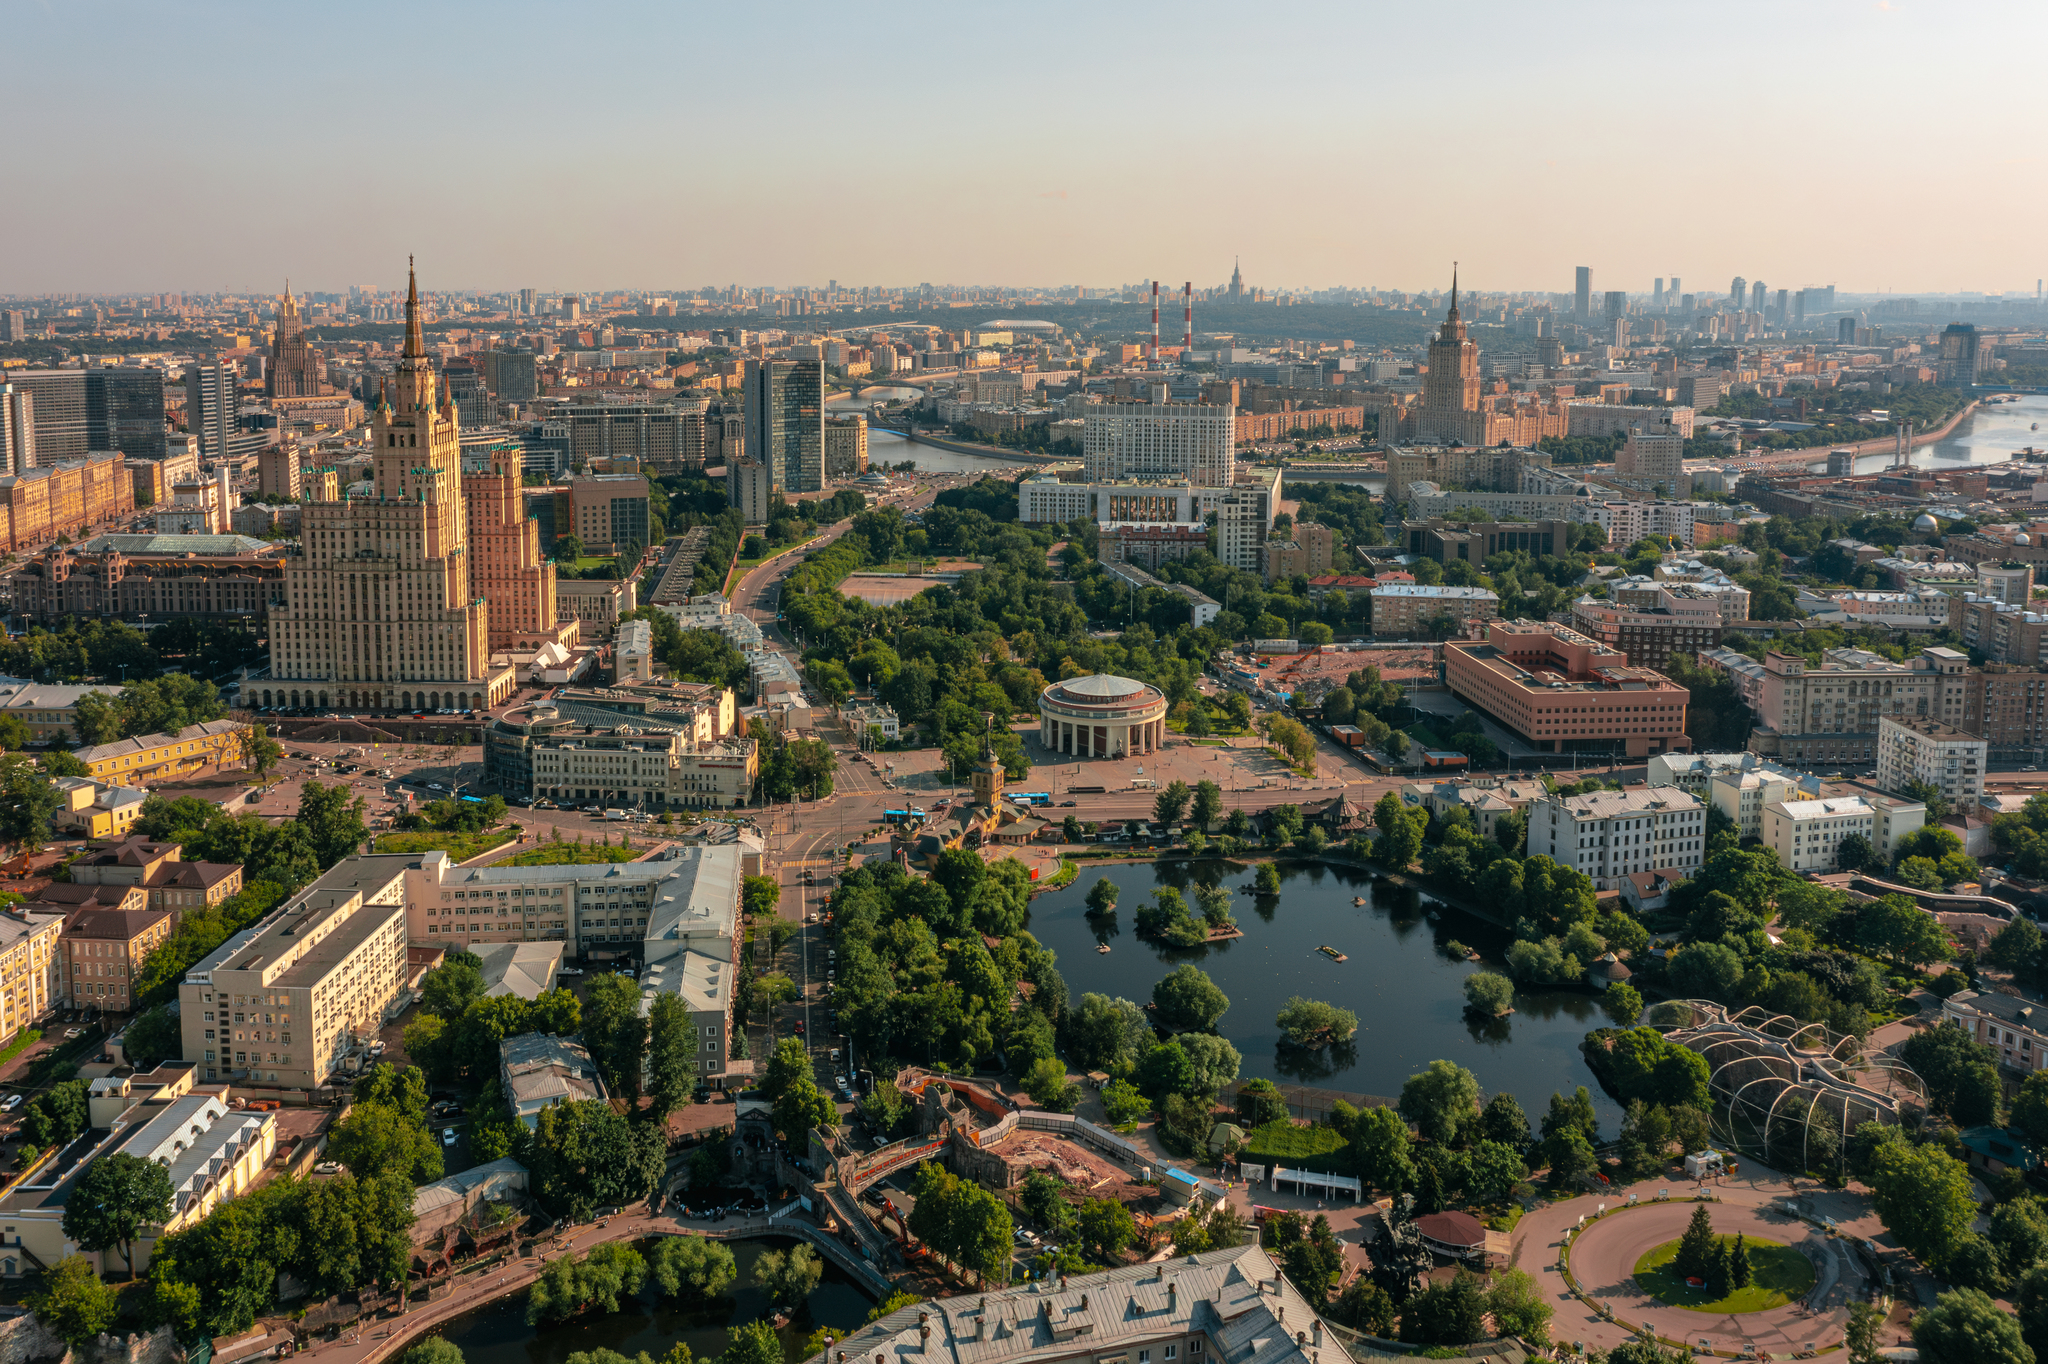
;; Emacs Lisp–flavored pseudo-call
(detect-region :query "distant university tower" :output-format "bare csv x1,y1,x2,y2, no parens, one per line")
260,261,518,714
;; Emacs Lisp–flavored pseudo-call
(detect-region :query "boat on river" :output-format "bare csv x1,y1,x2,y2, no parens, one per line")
1097,944,1111,954
1316,944,1348,962
1353,896,1367,906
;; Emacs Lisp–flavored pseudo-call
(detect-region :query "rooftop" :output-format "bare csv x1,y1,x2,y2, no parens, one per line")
185,854,413,990
809,1245,1329,1364
1372,583,1498,601
75,719,242,766
71,533,277,556
1548,788,1702,819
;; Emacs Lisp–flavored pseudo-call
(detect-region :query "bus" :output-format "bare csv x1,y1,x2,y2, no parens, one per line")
1011,792,1053,807
883,809,911,825
1065,786,1107,795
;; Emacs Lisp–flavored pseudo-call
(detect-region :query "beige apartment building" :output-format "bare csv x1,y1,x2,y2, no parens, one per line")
527,727,757,810
1369,583,1499,638
1876,715,1987,808
556,577,636,642
178,855,413,1088
824,415,869,479
1746,646,1971,764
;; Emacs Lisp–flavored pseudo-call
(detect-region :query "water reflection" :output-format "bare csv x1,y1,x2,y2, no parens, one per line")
434,1237,875,1364
1025,859,1624,1128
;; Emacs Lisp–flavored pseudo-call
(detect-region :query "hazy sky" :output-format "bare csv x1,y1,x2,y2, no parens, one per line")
6,0,2039,297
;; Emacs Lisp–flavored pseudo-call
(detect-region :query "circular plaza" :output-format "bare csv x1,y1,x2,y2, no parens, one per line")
1037,674,1168,758
1561,1198,1850,1357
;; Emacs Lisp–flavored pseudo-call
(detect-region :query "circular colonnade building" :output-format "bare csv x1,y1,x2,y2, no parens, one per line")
1036,673,1169,758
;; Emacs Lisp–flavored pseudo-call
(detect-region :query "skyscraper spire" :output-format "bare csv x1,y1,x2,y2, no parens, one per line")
1449,262,1459,319
402,255,424,359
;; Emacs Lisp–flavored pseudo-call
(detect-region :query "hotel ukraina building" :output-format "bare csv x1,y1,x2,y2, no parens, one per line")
260,263,540,713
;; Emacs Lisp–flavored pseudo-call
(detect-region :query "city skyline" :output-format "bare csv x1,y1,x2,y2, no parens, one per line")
5,0,2042,296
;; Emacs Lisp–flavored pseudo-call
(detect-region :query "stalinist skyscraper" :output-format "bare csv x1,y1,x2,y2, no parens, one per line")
1415,266,1481,443
262,262,516,714
266,284,321,398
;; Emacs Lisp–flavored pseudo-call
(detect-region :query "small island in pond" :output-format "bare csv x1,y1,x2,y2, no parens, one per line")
1277,995,1360,1049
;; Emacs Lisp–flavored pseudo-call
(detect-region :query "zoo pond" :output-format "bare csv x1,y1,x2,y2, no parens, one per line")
1025,858,1626,1131
431,1236,878,1364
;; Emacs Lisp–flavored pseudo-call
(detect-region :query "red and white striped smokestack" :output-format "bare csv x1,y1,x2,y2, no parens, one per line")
1183,282,1192,352
1151,281,1160,361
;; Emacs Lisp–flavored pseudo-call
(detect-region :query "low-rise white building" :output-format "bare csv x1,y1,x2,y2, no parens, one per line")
1876,715,1987,808
846,702,900,740
1762,792,1926,873
1525,786,1707,891
616,620,656,682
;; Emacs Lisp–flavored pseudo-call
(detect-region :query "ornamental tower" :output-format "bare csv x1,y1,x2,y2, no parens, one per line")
266,282,321,399
1418,265,1481,442
263,261,509,715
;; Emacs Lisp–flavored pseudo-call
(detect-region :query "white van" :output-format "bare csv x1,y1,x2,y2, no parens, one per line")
603,808,630,821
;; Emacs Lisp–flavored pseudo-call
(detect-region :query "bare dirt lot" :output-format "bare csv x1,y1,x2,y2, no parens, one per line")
999,1128,1165,1211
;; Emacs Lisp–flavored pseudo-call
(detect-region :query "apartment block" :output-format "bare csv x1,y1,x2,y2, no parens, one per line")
1445,621,1691,758
1385,443,1551,503
1081,397,1235,487
178,854,414,1088
1369,583,1499,638
62,906,172,1010
824,415,869,479
555,474,651,554
1876,715,1986,808
1964,665,2048,759
727,459,773,524
1763,793,1926,875
1525,786,1706,891
1259,522,1333,584
1746,646,1971,765
1570,584,1723,670
1947,591,2048,666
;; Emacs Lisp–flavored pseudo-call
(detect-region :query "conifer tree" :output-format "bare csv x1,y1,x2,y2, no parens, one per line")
1673,1204,1716,1280
1729,1231,1753,1289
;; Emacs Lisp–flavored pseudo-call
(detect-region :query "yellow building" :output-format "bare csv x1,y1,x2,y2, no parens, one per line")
73,719,246,783
0,906,63,1045
0,1070,275,1278
51,777,148,840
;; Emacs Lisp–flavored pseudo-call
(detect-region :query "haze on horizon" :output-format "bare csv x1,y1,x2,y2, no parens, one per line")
5,0,2040,299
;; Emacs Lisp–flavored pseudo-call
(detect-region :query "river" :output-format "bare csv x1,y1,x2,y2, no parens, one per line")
1025,857,1622,1131
433,1235,877,1364
1822,391,2048,476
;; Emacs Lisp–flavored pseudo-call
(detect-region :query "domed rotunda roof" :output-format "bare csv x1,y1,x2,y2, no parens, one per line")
1913,513,1940,532
1055,674,1148,702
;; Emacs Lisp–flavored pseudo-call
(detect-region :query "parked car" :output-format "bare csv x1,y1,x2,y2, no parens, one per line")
2,1094,20,1111
441,1127,457,1146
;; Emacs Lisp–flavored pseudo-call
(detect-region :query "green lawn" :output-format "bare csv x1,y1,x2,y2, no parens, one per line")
1632,1234,1815,1313
506,841,643,866
373,828,518,862
1240,1119,1350,1167
565,555,617,573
